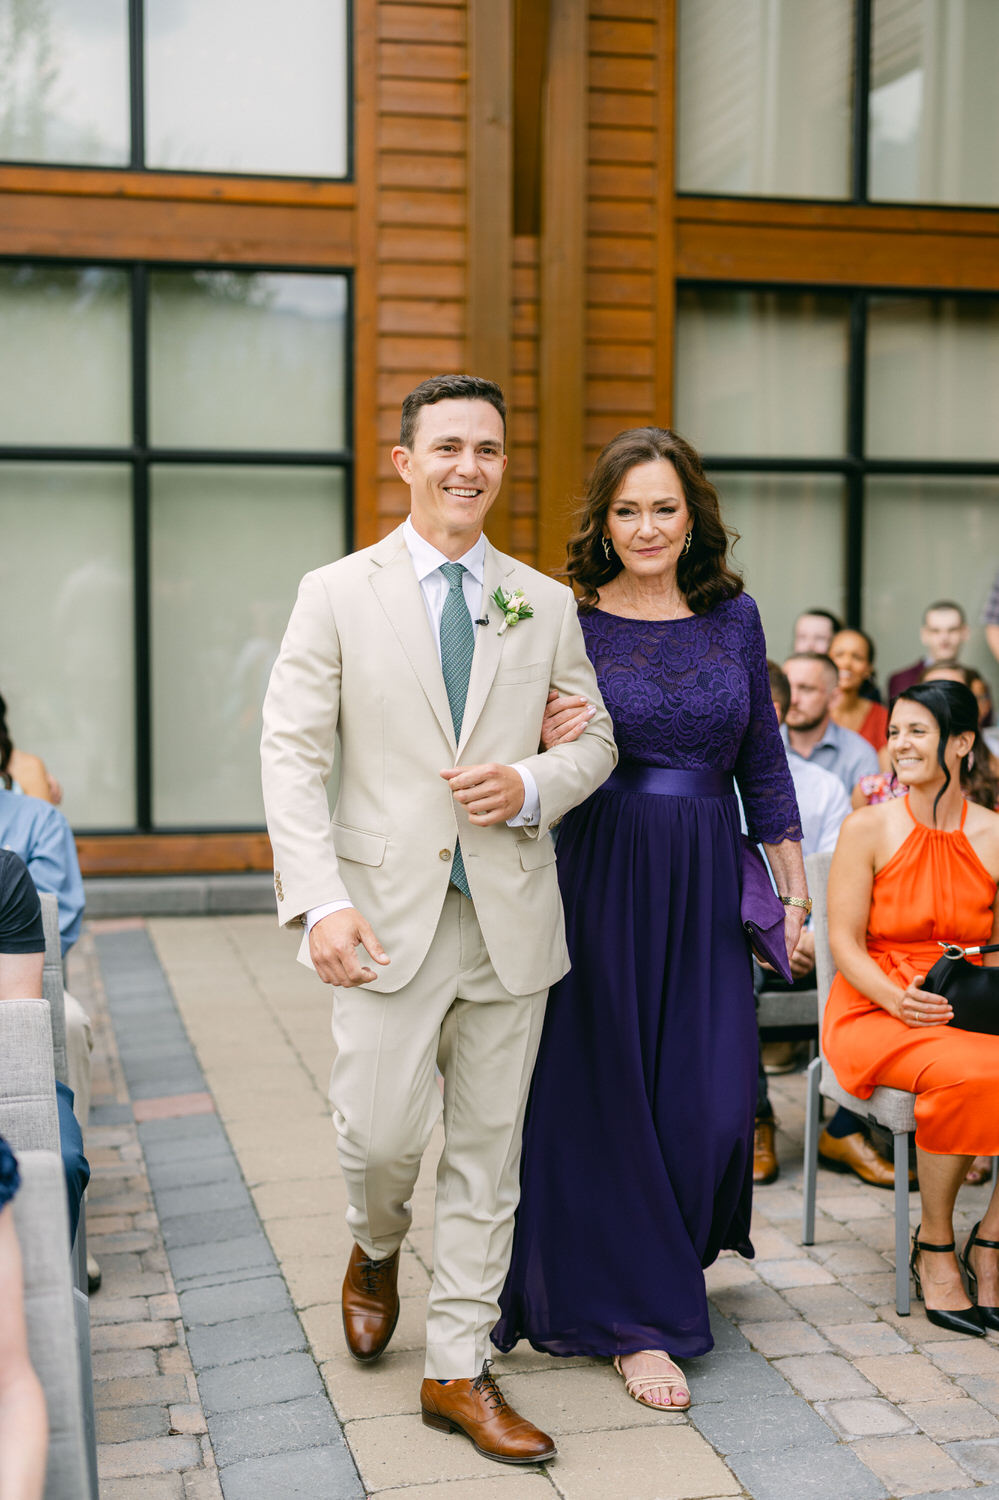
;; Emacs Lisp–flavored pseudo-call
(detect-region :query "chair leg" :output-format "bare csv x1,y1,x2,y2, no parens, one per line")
894,1131,911,1317
801,1057,821,1245
74,1285,98,1499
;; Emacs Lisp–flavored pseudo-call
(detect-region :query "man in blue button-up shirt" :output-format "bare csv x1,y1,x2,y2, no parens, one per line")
781,652,879,795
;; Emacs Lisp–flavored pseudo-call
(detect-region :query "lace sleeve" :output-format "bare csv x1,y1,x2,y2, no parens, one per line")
733,596,803,845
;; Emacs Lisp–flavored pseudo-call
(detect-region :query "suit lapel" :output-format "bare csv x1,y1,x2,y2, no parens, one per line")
369,528,456,752
456,540,515,760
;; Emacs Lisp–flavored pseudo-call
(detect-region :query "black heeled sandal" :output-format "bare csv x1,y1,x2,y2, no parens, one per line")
910,1226,985,1338
961,1220,999,1332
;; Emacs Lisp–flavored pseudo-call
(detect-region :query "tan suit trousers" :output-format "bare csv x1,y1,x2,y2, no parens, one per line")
329,886,547,1379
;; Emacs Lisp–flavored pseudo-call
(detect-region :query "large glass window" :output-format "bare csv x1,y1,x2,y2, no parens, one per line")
676,289,849,457
145,0,348,177
0,0,349,178
0,260,351,832
676,285,999,699
0,0,130,166
869,0,999,207
676,0,855,199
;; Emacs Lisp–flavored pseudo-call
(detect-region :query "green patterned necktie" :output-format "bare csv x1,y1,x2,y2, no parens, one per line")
439,561,474,898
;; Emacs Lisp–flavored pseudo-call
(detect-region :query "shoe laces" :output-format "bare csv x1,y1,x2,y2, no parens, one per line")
471,1359,507,1411
359,1254,391,1295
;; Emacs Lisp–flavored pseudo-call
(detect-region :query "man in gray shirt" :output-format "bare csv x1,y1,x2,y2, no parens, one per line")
781,653,879,794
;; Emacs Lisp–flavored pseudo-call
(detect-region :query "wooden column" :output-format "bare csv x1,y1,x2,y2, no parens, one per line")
655,0,677,424
468,0,514,552
537,0,588,577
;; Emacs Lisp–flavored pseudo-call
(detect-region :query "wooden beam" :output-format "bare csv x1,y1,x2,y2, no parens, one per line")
467,0,514,553
0,164,355,208
513,0,549,237
537,0,587,578
676,197,999,292
77,833,272,877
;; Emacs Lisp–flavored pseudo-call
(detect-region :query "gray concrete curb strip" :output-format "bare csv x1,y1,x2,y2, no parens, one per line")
94,929,365,1499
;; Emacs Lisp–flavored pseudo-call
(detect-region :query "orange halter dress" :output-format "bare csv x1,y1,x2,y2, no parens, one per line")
822,796,999,1155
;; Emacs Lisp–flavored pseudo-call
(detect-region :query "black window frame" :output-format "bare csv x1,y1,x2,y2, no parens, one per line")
0,0,355,183
0,254,354,836
678,278,999,625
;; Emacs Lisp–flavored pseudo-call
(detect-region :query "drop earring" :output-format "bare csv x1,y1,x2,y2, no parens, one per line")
601,536,612,560
682,530,693,555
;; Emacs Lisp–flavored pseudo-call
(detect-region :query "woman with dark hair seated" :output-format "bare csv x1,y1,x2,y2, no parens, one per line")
830,628,889,750
825,681,999,1337
492,427,805,1407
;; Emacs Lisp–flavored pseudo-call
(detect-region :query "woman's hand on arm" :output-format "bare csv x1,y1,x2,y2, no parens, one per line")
827,811,922,1020
539,689,595,751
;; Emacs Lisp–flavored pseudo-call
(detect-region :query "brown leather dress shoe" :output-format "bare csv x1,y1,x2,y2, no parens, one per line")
342,1243,400,1362
420,1361,556,1465
818,1128,913,1189
753,1117,779,1185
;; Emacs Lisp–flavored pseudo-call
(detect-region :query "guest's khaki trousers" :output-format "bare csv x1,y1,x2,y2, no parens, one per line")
329,886,548,1379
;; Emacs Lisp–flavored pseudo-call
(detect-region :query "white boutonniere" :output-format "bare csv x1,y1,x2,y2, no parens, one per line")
492,585,534,635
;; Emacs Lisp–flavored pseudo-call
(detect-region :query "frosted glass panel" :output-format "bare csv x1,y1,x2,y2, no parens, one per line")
677,0,853,198
864,477,999,700
0,465,134,826
149,271,348,450
715,473,846,660
0,265,130,445
676,290,850,457
867,298,999,461
145,0,348,177
0,0,129,166
150,465,348,826
870,0,999,206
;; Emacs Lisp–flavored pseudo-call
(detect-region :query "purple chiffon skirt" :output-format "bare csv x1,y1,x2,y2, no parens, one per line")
492,765,756,1361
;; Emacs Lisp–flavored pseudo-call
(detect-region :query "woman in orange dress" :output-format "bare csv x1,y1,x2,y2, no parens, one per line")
830,628,889,750
824,681,999,1337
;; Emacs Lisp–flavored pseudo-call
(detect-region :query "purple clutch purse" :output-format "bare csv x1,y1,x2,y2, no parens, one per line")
739,835,793,984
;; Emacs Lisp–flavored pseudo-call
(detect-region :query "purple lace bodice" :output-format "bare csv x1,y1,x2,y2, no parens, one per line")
580,592,802,846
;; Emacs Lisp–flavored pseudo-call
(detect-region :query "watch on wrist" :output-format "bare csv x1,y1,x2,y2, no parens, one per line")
780,894,813,916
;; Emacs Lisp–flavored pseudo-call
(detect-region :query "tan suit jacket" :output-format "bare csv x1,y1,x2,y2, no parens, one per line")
260,524,617,996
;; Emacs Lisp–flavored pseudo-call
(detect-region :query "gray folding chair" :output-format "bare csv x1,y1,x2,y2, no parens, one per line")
39,893,68,1086
12,1150,94,1500
801,850,917,1315
0,999,98,1498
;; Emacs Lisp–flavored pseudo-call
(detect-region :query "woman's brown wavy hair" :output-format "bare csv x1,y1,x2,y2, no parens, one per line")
564,427,743,613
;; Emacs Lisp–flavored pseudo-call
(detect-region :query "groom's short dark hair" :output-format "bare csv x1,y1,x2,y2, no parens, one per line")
400,374,506,450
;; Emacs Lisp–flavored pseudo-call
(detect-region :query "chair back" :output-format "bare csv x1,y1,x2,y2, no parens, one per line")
13,1150,93,1500
0,999,60,1152
805,850,836,1041
40,893,68,1086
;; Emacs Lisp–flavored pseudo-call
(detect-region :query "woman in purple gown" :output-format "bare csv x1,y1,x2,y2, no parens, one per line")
492,428,805,1409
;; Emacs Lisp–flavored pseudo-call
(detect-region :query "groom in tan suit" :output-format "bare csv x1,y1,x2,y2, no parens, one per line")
261,374,615,1464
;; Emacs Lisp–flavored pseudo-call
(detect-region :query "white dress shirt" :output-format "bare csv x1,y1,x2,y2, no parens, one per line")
306,519,540,932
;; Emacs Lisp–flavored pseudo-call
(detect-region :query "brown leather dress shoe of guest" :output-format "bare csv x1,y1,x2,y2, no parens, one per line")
753,1117,779,1185
818,1128,914,1189
342,1243,400,1362
420,1361,557,1465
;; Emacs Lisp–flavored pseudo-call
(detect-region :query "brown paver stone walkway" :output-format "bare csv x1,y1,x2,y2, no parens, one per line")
78,913,999,1499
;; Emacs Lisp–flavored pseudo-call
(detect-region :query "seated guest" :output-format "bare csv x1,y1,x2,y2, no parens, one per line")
754,664,851,1184
782,653,879,794
793,609,842,656
888,601,969,699
0,1137,48,1500
0,849,90,1243
830,629,889,750
825,681,999,1337
983,565,999,669
0,692,62,804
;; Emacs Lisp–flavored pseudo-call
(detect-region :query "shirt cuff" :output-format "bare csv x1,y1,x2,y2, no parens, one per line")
306,899,354,934
507,763,540,827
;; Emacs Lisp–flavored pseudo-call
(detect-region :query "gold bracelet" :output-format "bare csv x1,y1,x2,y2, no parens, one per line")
780,895,813,916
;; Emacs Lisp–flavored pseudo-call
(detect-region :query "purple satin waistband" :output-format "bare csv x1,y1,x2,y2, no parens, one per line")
601,764,735,798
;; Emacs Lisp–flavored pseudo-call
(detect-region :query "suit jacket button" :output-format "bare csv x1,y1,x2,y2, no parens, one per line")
439,849,451,861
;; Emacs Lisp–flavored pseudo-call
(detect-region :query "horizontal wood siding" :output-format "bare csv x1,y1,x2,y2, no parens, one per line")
511,235,540,560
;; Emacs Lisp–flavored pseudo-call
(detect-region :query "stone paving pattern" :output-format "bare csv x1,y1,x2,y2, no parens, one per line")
76,913,999,1499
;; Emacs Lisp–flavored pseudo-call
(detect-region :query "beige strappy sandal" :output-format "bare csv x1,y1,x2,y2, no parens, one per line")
613,1350,691,1410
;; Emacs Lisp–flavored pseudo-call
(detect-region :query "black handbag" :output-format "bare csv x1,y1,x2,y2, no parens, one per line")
922,941,999,1036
